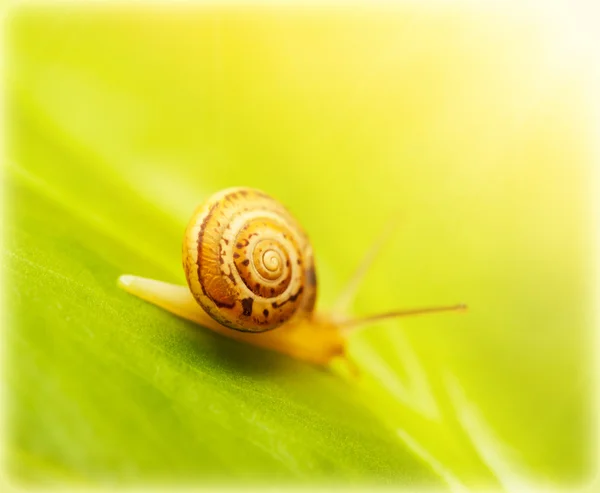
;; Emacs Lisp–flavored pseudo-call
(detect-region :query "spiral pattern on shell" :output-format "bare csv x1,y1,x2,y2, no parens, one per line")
183,188,317,332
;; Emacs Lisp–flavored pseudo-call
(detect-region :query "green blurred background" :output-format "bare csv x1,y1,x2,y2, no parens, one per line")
4,2,597,490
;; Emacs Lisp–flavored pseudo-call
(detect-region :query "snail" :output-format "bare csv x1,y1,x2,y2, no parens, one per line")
118,187,465,367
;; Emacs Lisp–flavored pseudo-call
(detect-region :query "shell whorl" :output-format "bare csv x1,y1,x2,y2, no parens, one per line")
183,188,317,332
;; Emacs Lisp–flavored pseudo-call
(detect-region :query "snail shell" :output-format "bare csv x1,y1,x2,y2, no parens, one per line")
183,187,317,332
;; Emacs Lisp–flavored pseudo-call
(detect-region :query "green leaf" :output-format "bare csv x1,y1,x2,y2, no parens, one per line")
5,4,594,489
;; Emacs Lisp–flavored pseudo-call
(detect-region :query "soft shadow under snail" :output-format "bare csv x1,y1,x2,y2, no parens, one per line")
118,187,466,368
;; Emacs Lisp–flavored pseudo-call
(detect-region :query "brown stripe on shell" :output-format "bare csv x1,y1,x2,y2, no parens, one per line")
271,287,304,308
196,201,219,300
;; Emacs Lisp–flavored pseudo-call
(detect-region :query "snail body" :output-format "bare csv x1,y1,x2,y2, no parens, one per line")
119,187,465,367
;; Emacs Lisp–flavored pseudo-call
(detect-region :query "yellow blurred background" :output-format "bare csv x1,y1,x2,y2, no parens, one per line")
4,1,598,490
